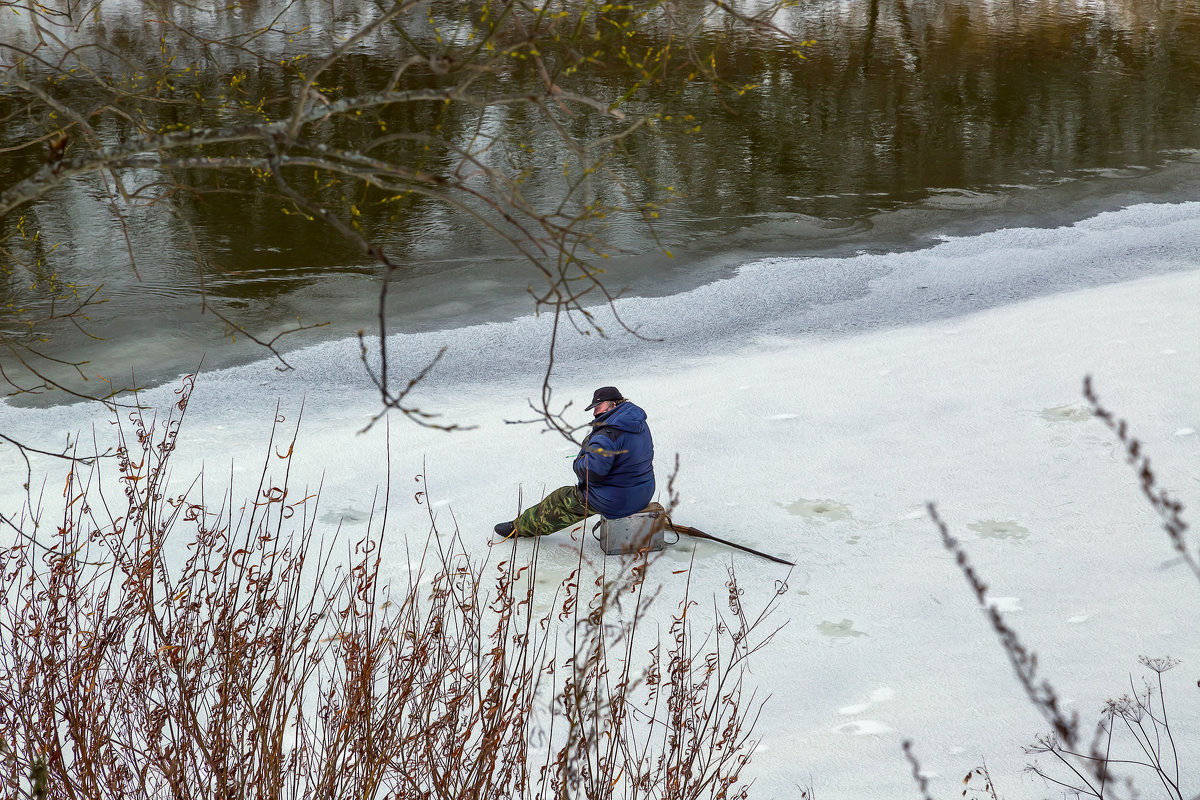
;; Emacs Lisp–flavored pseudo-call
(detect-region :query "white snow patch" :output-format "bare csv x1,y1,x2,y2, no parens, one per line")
839,687,896,715
984,596,1023,613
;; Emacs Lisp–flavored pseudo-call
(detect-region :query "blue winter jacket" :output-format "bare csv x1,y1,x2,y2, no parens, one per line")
572,401,655,518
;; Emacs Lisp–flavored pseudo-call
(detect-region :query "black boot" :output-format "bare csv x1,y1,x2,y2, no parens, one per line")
494,521,516,538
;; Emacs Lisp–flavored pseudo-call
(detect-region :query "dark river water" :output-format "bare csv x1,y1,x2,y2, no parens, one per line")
2,0,1200,403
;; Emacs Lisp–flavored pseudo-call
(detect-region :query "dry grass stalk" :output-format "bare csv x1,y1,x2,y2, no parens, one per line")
919,378,1195,800
0,375,784,799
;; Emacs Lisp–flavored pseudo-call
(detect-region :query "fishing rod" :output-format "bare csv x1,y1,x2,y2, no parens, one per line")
664,522,795,567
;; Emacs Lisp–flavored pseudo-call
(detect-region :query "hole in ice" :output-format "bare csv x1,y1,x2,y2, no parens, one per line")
818,619,866,638
967,520,1029,540
782,498,851,521
319,507,370,525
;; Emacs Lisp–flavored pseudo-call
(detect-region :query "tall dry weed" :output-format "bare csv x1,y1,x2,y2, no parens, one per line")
0,375,785,800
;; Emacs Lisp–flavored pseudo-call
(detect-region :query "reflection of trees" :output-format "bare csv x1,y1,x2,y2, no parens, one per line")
660,0,1200,219
5,2,1197,264
1,1,1199,415
0,0,802,433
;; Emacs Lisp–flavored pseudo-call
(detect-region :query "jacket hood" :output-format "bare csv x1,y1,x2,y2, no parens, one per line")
592,400,647,434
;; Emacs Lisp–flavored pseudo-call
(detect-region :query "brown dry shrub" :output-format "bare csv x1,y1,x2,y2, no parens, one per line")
0,374,786,800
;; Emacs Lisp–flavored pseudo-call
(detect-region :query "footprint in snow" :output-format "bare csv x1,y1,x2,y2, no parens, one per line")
839,687,895,715
1038,404,1094,423
832,720,892,735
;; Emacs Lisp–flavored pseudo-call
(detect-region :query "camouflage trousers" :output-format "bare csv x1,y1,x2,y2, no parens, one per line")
514,485,595,538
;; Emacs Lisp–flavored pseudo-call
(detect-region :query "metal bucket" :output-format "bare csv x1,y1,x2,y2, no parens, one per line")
598,507,665,555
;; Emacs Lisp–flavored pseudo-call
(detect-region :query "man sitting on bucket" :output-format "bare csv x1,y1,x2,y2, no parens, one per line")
494,386,655,539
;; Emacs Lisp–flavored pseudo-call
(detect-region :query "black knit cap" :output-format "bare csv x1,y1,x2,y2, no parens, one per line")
584,386,624,411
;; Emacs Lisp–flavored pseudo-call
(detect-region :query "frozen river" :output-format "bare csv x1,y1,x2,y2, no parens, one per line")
3,1,1200,796
3,198,1198,799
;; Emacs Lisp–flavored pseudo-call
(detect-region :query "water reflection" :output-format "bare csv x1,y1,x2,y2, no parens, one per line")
2,0,1199,380
675,0,1200,220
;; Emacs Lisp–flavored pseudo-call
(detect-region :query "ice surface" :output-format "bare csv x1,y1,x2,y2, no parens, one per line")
2,202,1199,799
